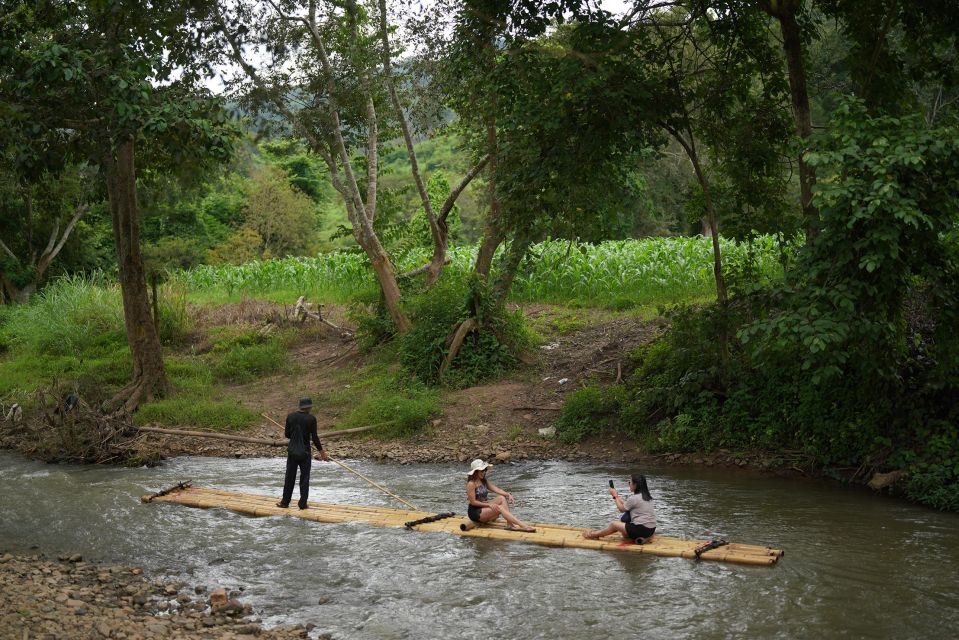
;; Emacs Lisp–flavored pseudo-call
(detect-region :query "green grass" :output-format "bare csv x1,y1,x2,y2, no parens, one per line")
133,397,259,431
209,328,292,383
132,355,260,431
314,360,439,439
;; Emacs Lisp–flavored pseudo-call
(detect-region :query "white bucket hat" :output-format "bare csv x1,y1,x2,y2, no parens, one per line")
466,459,492,478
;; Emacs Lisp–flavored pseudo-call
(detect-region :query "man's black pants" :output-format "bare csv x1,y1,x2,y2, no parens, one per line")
280,455,312,508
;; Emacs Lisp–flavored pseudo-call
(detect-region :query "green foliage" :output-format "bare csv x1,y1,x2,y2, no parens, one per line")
243,166,318,258
175,237,787,309
555,385,623,444
1,274,125,357
207,228,264,266
397,276,533,387
593,101,959,509
315,362,439,439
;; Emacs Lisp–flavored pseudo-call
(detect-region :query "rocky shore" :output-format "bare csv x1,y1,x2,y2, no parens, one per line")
0,551,320,640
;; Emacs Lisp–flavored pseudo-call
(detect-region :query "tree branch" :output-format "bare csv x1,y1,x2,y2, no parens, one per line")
438,154,490,224
38,204,88,275
0,238,20,264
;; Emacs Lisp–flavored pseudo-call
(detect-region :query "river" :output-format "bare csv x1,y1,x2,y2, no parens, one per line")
1,450,957,639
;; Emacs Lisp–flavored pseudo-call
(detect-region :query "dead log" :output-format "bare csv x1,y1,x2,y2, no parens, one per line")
293,295,353,338
136,423,380,445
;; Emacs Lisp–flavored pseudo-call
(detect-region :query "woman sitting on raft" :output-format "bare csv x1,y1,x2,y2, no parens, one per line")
466,459,536,533
583,474,657,543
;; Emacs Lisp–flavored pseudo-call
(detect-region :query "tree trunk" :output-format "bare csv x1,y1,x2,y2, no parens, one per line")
475,123,502,279
376,0,447,285
664,126,727,305
0,274,34,304
763,1,818,240
365,237,410,333
688,155,727,306
103,136,169,413
150,273,160,336
492,233,532,307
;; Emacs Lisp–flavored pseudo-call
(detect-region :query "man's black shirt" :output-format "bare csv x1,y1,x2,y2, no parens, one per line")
285,410,322,457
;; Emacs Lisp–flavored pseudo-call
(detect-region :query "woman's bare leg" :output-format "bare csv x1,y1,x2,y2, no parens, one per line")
479,500,535,531
583,521,628,539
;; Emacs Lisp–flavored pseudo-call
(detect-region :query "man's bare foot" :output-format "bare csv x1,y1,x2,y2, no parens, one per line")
582,530,602,540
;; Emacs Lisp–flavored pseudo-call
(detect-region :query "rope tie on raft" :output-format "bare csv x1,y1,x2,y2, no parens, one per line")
694,538,729,558
141,480,192,503
405,512,456,529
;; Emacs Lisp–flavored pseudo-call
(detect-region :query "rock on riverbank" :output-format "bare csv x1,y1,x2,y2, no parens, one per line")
0,551,318,639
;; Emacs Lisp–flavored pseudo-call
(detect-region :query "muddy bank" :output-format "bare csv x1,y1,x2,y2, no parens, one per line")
0,550,319,640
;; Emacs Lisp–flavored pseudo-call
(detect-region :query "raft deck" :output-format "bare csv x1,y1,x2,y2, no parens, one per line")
144,485,783,566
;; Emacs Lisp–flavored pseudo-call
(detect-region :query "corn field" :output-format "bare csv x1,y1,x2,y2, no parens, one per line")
174,236,789,308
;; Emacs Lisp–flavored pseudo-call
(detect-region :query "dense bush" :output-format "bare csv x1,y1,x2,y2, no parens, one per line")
398,276,534,388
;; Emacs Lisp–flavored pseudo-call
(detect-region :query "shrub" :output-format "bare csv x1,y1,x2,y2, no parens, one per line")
2,274,125,357
555,385,621,443
398,276,533,387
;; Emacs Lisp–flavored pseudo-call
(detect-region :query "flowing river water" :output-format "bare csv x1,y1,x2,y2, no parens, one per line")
1,450,957,639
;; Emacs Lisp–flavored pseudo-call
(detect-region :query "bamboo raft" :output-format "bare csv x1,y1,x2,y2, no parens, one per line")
144,485,784,566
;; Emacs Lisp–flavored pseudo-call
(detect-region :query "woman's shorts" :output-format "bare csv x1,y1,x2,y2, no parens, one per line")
468,505,483,523
624,522,656,541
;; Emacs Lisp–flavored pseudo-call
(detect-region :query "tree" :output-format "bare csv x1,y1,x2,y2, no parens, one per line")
641,2,792,305
758,0,959,240
214,0,487,331
243,166,317,258
0,157,96,303
1,0,236,411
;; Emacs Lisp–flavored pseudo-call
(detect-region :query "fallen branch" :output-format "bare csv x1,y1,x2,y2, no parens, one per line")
293,295,353,338
439,317,478,381
323,343,357,368
398,257,452,280
137,423,381,445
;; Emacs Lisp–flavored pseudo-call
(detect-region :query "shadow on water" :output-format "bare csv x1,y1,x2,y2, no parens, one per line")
2,451,958,639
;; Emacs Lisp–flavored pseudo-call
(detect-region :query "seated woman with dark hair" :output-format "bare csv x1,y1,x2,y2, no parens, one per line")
583,474,657,543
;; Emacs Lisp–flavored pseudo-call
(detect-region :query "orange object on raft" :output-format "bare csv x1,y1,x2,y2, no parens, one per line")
143,485,784,567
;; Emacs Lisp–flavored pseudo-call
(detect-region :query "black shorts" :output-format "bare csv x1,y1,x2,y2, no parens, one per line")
624,522,655,541
468,505,484,523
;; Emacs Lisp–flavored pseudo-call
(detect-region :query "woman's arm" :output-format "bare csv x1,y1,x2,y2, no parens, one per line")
610,488,627,513
486,481,514,503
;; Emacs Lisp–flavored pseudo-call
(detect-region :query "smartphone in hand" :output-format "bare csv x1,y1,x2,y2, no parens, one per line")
608,480,615,489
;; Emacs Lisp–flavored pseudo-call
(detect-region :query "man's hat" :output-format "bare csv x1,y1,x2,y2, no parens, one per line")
298,397,313,409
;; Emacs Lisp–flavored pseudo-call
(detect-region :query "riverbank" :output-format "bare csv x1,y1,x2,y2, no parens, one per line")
0,550,316,639
0,301,829,480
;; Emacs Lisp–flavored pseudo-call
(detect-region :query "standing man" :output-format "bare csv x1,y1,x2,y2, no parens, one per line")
277,397,329,509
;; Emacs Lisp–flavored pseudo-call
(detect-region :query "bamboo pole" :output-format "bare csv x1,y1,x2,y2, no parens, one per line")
261,413,420,511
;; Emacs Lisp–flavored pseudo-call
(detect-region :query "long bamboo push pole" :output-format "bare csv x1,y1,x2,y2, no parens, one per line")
262,413,419,511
